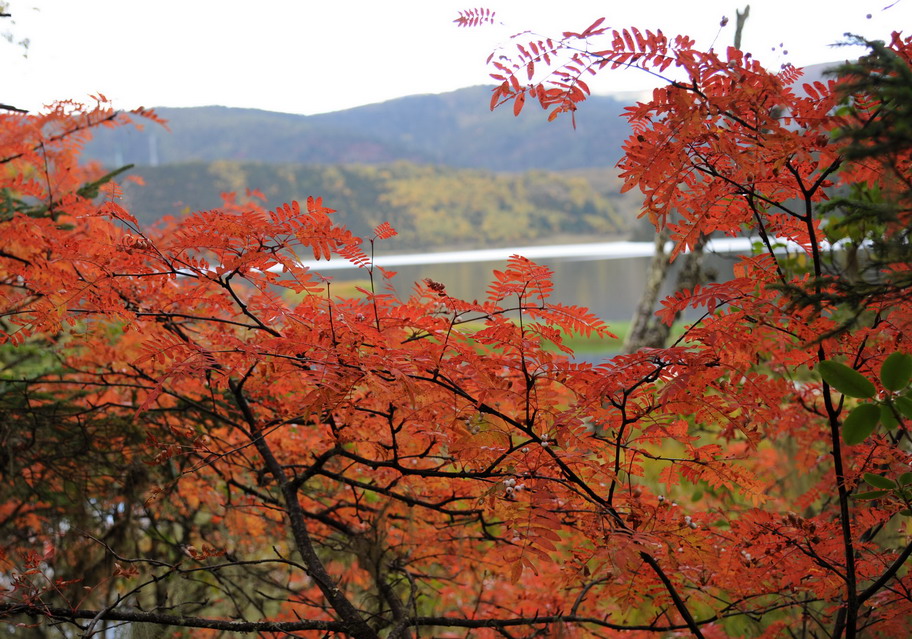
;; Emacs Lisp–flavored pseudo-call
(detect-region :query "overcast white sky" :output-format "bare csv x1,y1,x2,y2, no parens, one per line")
3,0,909,115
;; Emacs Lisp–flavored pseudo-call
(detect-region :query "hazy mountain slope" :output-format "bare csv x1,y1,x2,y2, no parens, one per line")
306,86,629,170
83,86,630,172
85,61,837,174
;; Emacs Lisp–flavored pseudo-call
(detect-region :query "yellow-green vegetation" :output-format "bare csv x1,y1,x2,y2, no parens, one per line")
124,161,632,250
450,319,639,357
283,281,688,358
551,320,689,356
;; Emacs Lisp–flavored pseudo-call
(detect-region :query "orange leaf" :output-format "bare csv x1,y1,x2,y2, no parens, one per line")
513,91,526,116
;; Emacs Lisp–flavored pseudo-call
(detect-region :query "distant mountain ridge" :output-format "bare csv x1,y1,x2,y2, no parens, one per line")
84,86,631,172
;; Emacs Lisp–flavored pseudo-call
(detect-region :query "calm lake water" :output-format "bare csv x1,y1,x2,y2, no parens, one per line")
300,239,751,323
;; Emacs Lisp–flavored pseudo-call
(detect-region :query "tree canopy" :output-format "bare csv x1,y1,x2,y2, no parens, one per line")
1,14,912,639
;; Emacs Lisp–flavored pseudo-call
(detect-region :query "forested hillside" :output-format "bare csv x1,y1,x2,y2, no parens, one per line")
83,86,642,247
124,162,631,249
85,71,836,249
83,86,630,171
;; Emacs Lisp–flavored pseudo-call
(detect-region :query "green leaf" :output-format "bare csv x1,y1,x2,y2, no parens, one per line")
842,403,880,445
819,360,876,398
895,396,912,420
864,473,896,489
899,472,912,486
854,490,891,500
880,403,900,430
880,352,912,391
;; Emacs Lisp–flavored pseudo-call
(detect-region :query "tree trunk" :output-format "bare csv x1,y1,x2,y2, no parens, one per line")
623,5,747,353
623,230,708,352
623,227,671,352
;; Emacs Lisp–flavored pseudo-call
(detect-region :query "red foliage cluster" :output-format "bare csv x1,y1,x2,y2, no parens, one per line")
1,23,912,639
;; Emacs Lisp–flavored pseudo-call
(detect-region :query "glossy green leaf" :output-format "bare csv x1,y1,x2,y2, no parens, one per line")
854,490,891,500
895,396,912,420
864,473,896,489
842,403,880,445
880,352,912,391
819,360,876,398
880,403,900,430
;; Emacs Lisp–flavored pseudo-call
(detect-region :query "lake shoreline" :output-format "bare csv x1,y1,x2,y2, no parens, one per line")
296,236,763,271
